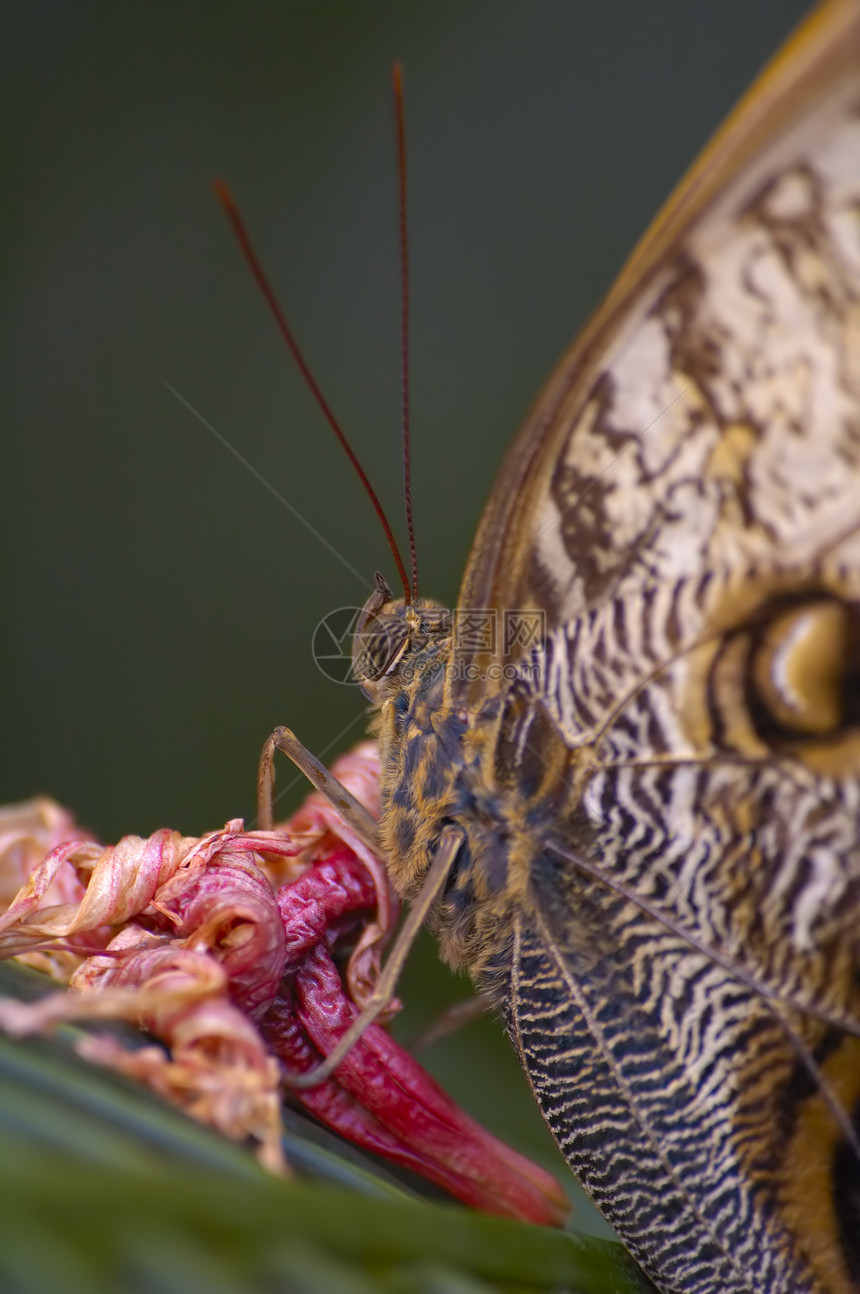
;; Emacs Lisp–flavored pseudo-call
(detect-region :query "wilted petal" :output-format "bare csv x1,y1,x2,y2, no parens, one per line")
277,848,378,969
263,993,439,1170
0,798,87,910
0,831,187,944
78,1007,284,1173
155,852,286,1019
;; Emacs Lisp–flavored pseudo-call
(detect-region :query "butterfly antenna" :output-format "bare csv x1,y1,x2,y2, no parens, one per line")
213,178,412,604
393,64,418,600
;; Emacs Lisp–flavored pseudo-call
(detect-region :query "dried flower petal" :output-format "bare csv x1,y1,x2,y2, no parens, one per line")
151,852,287,1019
0,798,92,979
0,797,87,909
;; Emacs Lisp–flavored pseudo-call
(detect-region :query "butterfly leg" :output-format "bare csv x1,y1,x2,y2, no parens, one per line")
257,725,379,850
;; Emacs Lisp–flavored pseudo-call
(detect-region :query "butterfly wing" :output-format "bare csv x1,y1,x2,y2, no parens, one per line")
447,3,860,1291
457,0,860,676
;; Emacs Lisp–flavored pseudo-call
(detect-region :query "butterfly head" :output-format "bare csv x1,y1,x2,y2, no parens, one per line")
352,573,451,703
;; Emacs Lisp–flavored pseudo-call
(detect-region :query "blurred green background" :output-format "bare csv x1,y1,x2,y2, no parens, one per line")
2,0,810,1257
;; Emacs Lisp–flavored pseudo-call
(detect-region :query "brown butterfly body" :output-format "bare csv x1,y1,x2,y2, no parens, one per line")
355,4,860,1291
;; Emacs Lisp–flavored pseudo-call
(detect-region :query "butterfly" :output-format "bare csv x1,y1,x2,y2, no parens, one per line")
250,3,860,1292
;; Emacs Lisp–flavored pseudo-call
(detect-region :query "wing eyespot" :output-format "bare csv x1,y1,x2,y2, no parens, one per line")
747,595,860,738
702,592,860,773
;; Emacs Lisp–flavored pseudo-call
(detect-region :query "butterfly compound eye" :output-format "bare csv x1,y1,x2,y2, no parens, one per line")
353,613,410,686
